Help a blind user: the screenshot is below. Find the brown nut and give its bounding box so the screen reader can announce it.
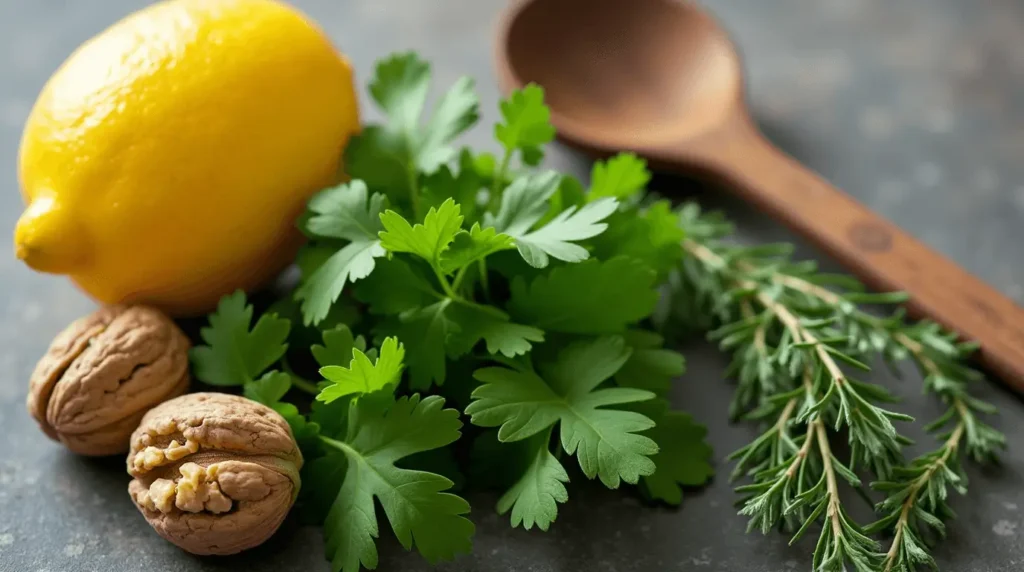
[127,393,303,555]
[26,305,190,456]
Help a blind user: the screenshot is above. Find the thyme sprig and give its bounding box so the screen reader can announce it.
[663,203,1005,571]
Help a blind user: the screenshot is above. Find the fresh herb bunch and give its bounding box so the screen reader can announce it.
[661,205,1005,572]
[189,52,714,572]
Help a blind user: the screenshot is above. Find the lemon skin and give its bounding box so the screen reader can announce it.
[15,0,360,316]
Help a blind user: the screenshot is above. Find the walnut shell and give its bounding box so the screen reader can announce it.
[127,393,303,555]
[26,305,190,456]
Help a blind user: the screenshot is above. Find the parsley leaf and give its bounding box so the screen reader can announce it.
[321,391,474,572]
[346,53,479,207]
[440,223,515,273]
[445,303,545,358]
[495,83,556,165]
[466,336,659,487]
[615,330,686,394]
[418,77,479,172]
[507,257,660,334]
[496,429,569,531]
[303,180,388,241]
[311,325,368,368]
[297,180,389,326]
[379,301,459,389]
[297,241,387,326]
[514,197,618,268]
[318,337,406,403]
[589,200,685,278]
[630,400,714,505]
[243,371,293,406]
[587,153,651,202]
[379,199,464,265]
[485,171,562,236]
[537,174,586,227]
[190,291,291,386]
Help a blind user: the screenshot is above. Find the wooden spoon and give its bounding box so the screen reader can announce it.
[494,0,1024,390]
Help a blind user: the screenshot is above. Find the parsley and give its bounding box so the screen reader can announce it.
[507,257,661,334]
[193,53,717,572]
[296,180,388,325]
[190,290,290,386]
[345,52,479,216]
[318,337,405,403]
[320,391,473,572]
[467,336,659,488]
[495,83,556,166]
[588,152,651,202]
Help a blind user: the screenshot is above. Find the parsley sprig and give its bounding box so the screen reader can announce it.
[191,52,713,572]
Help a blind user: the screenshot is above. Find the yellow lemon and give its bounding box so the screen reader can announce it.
[15,0,360,316]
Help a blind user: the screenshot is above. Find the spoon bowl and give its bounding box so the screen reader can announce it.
[500,0,742,150]
[496,0,1024,389]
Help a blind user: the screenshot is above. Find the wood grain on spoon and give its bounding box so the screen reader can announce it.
[495,0,1024,390]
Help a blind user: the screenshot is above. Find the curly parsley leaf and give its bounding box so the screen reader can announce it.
[379,199,464,265]
[321,391,474,572]
[467,336,658,487]
[514,197,618,268]
[296,181,389,326]
[317,337,406,403]
[496,429,569,531]
[587,153,651,202]
[243,371,293,406]
[346,53,479,206]
[495,83,556,165]
[507,257,660,334]
[440,223,515,273]
[614,330,686,394]
[190,291,291,386]
[629,400,714,505]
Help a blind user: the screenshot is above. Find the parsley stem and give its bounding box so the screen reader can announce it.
[449,295,508,320]
[478,258,491,300]
[489,150,512,209]
[319,435,355,456]
[451,266,469,292]
[431,263,458,298]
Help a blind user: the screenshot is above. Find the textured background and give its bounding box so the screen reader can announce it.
[1,0,1023,571]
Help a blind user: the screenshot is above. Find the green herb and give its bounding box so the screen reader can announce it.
[185,51,713,572]
[189,290,290,386]
[188,50,1002,572]
[664,204,1005,572]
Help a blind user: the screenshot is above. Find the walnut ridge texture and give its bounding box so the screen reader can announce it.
[127,392,303,555]
[26,305,191,456]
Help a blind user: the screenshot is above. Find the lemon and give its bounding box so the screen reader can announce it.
[14,0,360,316]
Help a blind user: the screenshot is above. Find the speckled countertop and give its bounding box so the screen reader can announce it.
[1,1,1022,571]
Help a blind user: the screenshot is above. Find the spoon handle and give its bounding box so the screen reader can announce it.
[699,128,1024,391]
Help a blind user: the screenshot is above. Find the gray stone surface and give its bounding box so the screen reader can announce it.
[1,0,1023,571]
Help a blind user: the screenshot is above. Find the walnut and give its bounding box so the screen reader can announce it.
[26,305,190,456]
[127,393,303,555]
